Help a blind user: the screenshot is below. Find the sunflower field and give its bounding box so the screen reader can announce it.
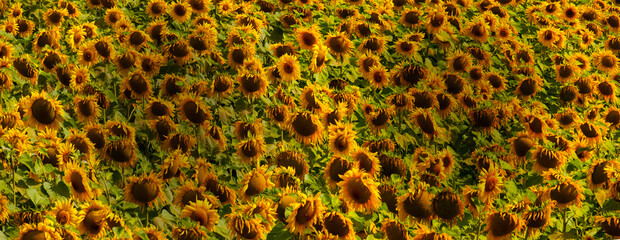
[4,0,620,239]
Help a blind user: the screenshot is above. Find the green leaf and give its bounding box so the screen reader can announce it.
[266,222,292,240]
[26,187,49,207]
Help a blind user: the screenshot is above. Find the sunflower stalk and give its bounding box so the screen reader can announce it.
[562,208,567,233]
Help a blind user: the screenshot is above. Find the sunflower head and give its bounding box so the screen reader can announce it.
[432,190,463,223]
[338,168,381,213]
[485,211,523,240]
[124,173,165,208]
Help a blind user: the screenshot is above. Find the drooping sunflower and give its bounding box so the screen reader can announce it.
[227,212,266,240]
[544,175,584,209]
[15,18,34,38]
[115,49,138,74]
[324,32,353,60]
[366,107,395,133]
[16,222,62,240]
[238,165,274,201]
[397,185,434,223]
[178,94,211,128]
[63,161,95,201]
[237,71,269,99]
[124,173,165,208]
[286,193,325,235]
[485,211,523,240]
[287,111,324,145]
[164,132,196,154]
[432,190,464,224]
[77,201,109,239]
[181,200,219,230]
[577,118,607,144]
[121,70,152,99]
[322,212,355,240]
[338,168,381,213]
[412,108,447,140]
[381,219,409,240]
[295,25,321,50]
[13,56,38,84]
[104,139,137,167]
[166,39,194,65]
[0,194,8,223]
[22,91,64,130]
[236,138,265,164]
[174,181,207,207]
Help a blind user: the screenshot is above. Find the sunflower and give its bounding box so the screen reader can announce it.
[211,75,234,98]
[432,190,463,223]
[165,132,197,154]
[39,49,65,73]
[178,94,211,128]
[359,36,387,55]
[597,79,617,102]
[32,29,60,53]
[43,8,68,27]
[15,18,34,37]
[237,71,269,99]
[324,32,353,60]
[515,76,542,100]
[275,150,309,178]
[13,56,39,83]
[16,222,62,240]
[596,216,620,239]
[115,49,138,74]
[166,40,194,65]
[236,138,265,164]
[286,193,325,235]
[180,200,219,230]
[104,7,125,26]
[322,212,355,240]
[121,70,153,99]
[234,119,263,140]
[287,111,324,145]
[0,194,8,223]
[238,165,274,201]
[227,212,266,240]
[146,0,167,18]
[277,54,301,82]
[169,1,192,22]
[594,50,619,73]
[0,18,17,36]
[367,107,394,133]
[555,62,577,83]
[577,119,606,144]
[91,37,115,62]
[77,201,109,239]
[604,106,620,129]
[397,185,434,223]
[22,91,64,130]
[103,139,136,167]
[124,173,165,208]
[485,211,523,240]
[49,199,78,226]
[63,161,94,201]
[381,219,409,240]
[338,168,381,213]
[295,25,321,50]
[328,122,357,156]
[546,178,584,209]
[463,17,490,43]
[588,160,614,189]
[366,65,390,89]
[478,167,503,207]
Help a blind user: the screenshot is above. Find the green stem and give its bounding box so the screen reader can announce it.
[474,218,482,240]
[562,208,567,233]
[12,159,15,205]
